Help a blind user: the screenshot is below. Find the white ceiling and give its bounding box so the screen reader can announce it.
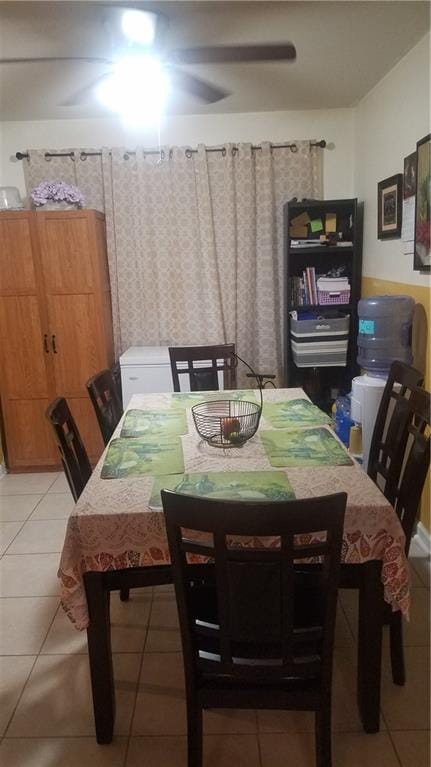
[0,1,429,121]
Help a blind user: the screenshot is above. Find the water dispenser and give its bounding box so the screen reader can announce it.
[351,295,415,469]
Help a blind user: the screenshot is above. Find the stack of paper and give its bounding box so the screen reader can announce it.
[291,239,325,248]
[317,276,350,292]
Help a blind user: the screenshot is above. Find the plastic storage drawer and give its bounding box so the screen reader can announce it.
[290,314,349,368]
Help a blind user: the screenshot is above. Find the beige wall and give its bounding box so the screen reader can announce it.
[354,33,430,531]
[354,33,430,287]
[1,107,354,200]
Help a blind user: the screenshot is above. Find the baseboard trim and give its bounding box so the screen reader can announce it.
[413,522,431,554]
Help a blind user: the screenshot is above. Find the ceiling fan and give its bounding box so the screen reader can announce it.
[0,7,297,108]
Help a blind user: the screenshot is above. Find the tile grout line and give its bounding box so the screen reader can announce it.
[2,551,64,559]
[122,586,155,767]
[1,483,62,740]
[385,724,406,767]
[256,729,264,767]
[0,519,29,558]
[1,603,61,741]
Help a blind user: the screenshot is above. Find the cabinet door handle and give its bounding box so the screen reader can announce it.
[51,334,57,354]
[43,334,49,353]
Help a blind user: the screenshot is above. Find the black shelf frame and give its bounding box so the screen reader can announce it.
[290,246,354,256]
[283,198,363,410]
[290,303,352,311]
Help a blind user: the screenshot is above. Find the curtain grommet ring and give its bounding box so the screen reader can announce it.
[169,148,173,160]
[44,153,52,162]
[290,144,298,153]
[232,147,238,156]
[185,148,193,158]
[123,152,130,160]
[79,152,87,161]
[221,147,227,157]
[160,149,165,160]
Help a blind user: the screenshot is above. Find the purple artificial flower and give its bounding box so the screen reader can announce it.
[30,180,85,207]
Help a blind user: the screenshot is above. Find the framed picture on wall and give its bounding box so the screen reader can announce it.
[377,173,403,239]
[413,133,430,271]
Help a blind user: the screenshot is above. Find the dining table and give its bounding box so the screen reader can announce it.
[58,386,410,744]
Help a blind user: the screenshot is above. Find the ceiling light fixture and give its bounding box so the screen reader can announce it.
[96,55,170,126]
[121,9,157,46]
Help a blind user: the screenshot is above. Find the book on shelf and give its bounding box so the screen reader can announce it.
[294,267,319,306]
[290,269,352,306]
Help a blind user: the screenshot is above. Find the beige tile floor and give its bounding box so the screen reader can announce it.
[0,471,429,767]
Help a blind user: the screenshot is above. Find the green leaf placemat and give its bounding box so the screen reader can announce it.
[263,399,331,429]
[149,470,295,510]
[121,409,188,438]
[171,389,257,409]
[101,437,185,479]
[261,427,353,468]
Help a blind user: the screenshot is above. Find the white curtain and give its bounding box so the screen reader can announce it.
[24,141,322,379]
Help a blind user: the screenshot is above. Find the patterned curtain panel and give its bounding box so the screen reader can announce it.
[24,141,322,380]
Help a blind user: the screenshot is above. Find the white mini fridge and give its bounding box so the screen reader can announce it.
[119,347,173,408]
[119,346,225,408]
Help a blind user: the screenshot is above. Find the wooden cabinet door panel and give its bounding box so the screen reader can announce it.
[68,397,104,464]
[0,216,37,295]
[38,214,95,293]
[3,399,58,468]
[47,294,104,396]
[0,296,49,398]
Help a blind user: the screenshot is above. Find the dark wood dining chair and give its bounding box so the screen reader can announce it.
[47,395,131,602]
[387,386,430,685]
[367,360,424,498]
[86,368,123,447]
[162,490,347,767]
[168,344,237,392]
[46,397,92,503]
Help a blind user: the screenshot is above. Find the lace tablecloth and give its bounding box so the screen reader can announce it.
[58,388,410,629]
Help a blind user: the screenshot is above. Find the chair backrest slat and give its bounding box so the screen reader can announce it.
[168,344,237,392]
[281,533,294,665]
[46,397,92,502]
[162,491,346,686]
[87,369,123,446]
[392,387,430,551]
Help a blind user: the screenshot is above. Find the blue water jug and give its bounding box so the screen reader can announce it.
[357,295,414,376]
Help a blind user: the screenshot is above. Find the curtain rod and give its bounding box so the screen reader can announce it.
[15,140,326,162]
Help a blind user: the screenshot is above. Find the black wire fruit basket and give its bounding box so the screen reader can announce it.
[191,353,263,448]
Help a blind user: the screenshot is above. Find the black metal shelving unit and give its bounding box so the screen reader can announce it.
[283,198,363,410]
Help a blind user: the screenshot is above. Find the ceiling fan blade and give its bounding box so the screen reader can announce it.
[169,43,296,66]
[0,57,112,65]
[59,73,111,107]
[167,67,230,103]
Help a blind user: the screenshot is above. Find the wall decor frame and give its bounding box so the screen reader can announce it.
[403,152,416,200]
[414,133,430,272]
[377,173,403,239]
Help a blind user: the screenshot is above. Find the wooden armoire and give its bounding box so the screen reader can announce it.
[0,209,114,471]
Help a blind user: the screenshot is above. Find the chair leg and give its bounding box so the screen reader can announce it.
[187,698,203,767]
[389,610,405,686]
[315,706,332,767]
[119,587,130,602]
